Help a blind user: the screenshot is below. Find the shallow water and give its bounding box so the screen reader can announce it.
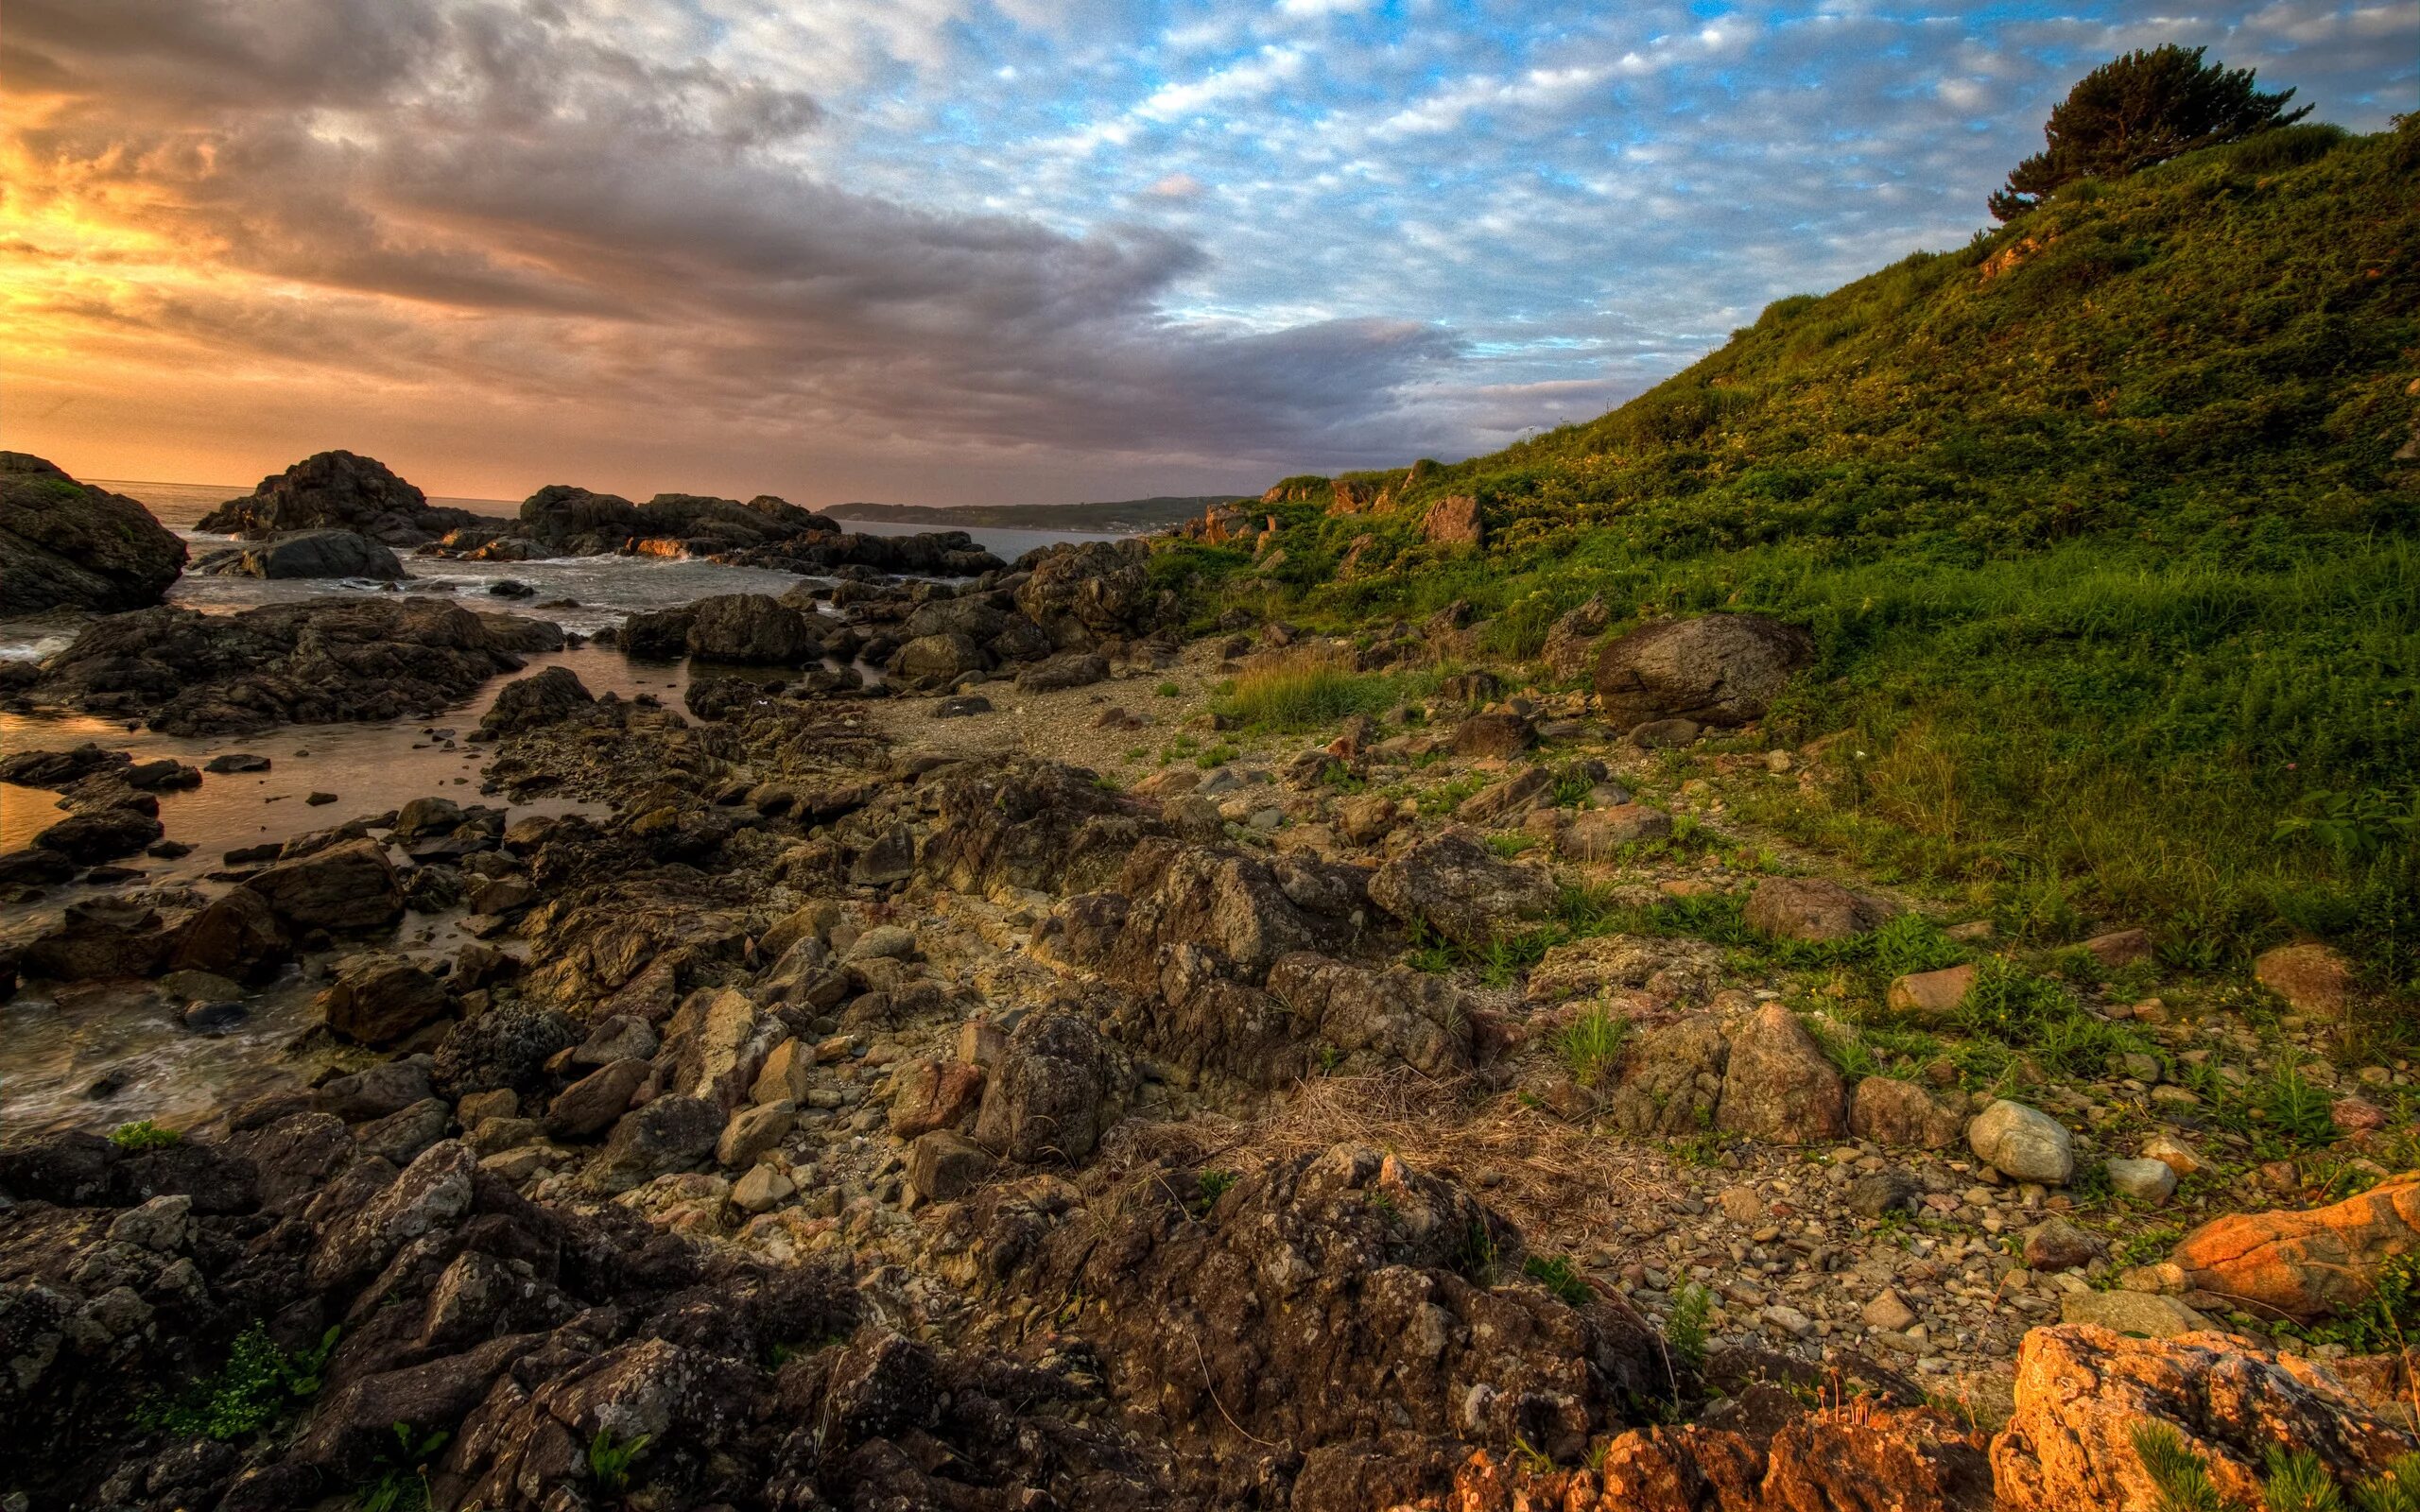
[0,645,687,1138]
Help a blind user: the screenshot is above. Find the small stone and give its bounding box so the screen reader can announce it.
[2106,1157,2179,1202]
[717,1101,796,1168]
[2139,1133,2202,1177]
[1847,1169,1920,1219]
[1861,1289,1918,1332]
[2022,1216,2100,1272]
[1717,1186,1763,1223]
[1968,1099,2074,1185]
[1886,964,1976,1017]
[907,1129,994,1201]
[848,925,916,961]
[1759,1304,1815,1338]
[732,1164,795,1213]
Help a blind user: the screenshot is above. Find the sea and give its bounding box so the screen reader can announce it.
[0,481,1130,1135]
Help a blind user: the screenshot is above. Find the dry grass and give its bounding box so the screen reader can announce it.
[1126,1068,1655,1262]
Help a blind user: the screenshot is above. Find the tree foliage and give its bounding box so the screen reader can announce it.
[1990,44,2309,220]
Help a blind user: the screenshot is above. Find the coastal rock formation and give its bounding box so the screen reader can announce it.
[0,453,187,611]
[1592,612,1812,728]
[21,596,560,734]
[198,450,492,546]
[193,528,405,580]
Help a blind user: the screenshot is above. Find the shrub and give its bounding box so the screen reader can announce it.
[137,1323,339,1441]
[110,1120,182,1151]
[1666,1284,1712,1373]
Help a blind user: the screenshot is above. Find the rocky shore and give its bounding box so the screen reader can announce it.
[2,492,2416,1512]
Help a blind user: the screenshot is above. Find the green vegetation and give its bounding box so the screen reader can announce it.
[1163,116,2420,988]
[110,1120,182,1151]
[1553,1005,1631,1086]
[1215,650,1402,731]
[587,1428,650,1494]
[2133,1421,2420,1512]
[2135,1423,2229,1512]
[1989,45,2309,220]
[354,1423,451,1512]
[137,1324,338,1441]
[1522,1252,1595,1307]
[1665,1283,1712,1374]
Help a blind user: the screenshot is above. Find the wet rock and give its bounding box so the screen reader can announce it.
[165,887,291,982]
[1715,1005,1845,1143]
[1968,1099,2074,1185]
[1744,876,1896,942]
[1369,830,1555,948]
[932,694,992,718]
[478,665,593,733]
[32,805,164,864]
[206,752,272,773]
[619,605,697,659]
[1609,1018,1729,1136]
[1849,1076,1965,1149]
[247,837,403,932]
[23,896,182,979]
[1991,1324,2415,1511]
[2170,1172,2420,1322]
[972,1010,1126,1164]
[0,847,78,888]
[0,744,132,789]
[318,953,453,1045]
[0,453,187,611]
[1591,612,1811,728]
[200,528,405,580]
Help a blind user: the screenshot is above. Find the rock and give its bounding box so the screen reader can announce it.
[1554,805,1673,860]
[1540,595,1610,681]
[1591,612,1811,728]
[593,1095,723,1189]
[0,744,132,789]
[732,1164,794,1212]
[1861,1289,1918,1332]
[888,1059,986,1139]
[685,593,822,663]
[971,1011,1124,1164]
[317,953,452,1045]
[2081,928,2152,969]
[2139,1133,2202,1177]
[32,805,164,864]
[1993,1323,2415,1511]
[320,1060,434,1121]
[199,450,473,545]
[479,665,593,733]
[619,606,696,658]
[573,1015,658,1067]
[0,453,187,611]
[545,1058,650,1139]
[1013,539,1156,645]
[1450,713,1535,758]
[1847,1169,1920,1219]
[2170,1172,2420,1322]
[1744,876,1896,942]
[207,528,405,579]
[247,837,403,932]
[908,1129,994,1201]
[1422,494,1484,547]
[1609,1019,1729,1136]
[1850,1076,1965,1149]
[1453,765,1553,827]
[1968,1099,2074,1185]
[1014,651,1110,692]
[717,1101,796,1168]
[848,925,916,961]
[2023,1216,2101,1271]
[2107,1158,2179,1201]
[1627,717,1702,749]
[307,1140,477,1290]
[1369,831,1556,949]
[890,632,990,689]
[354,1098,452,1165]
[432,1005,579,1098]
[933,695,993,718]
[2253,942,2356,1019]
[1335,793,1399,845]
[752,1039,814,1107]
[1715,1005,1846,1143]
[1886,964,1975,1017]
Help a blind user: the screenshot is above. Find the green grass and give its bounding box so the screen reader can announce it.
[1152,119,2420,988]
[1665,1283,1712,1374]
[587,1429,650,1494]
[1215,650,1404,731]
[1523,1252,1596,1307]
[1553,1005,1631,1086]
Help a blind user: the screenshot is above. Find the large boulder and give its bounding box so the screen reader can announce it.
[167,888,291,983]
[1591,612,1810,728]
[247,837,404,933]
[1991,1324,2415,1512]
[1608,1018,1729,1136]
[685,593,823,664]
[199,450,480,546]
[971,1010,1127,1164]
[1369,831,1556,949]
[479,665,593,733]
[1715,1005,1846,1143]
[206,529,404,580]
[1013,539,1155,645]
[317,952,452,1044]
[2170,1173,2420,1322]
[0,454,186,611]
[890,632,991,690]
[517,484,647,553]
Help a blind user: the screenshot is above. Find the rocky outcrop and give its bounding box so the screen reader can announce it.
[1592,613,1811,728]
[2170,1173,2420,1321]
[1716,1005,1846,1143]
[193,528,405,580]
[1013,538,1160,646]
[22,597,559,734]
[198,450,490,546]
[1991,1324,2416,1511]
[1743,876,1897,942]
[684,593,824,664]
[0,453,186,611]
[1424,493,1484,547]
[478,665,593,734]
[1371,830,1557,948]
[1542,594,1611,681]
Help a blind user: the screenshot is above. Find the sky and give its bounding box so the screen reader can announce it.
[1,0,2411,507]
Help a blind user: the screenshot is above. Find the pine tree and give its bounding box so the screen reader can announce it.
[1990,44,2309,220]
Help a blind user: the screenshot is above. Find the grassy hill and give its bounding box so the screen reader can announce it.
[1162,118,2420,984]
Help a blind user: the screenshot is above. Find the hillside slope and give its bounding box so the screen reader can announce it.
[1167,119,2420,981]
